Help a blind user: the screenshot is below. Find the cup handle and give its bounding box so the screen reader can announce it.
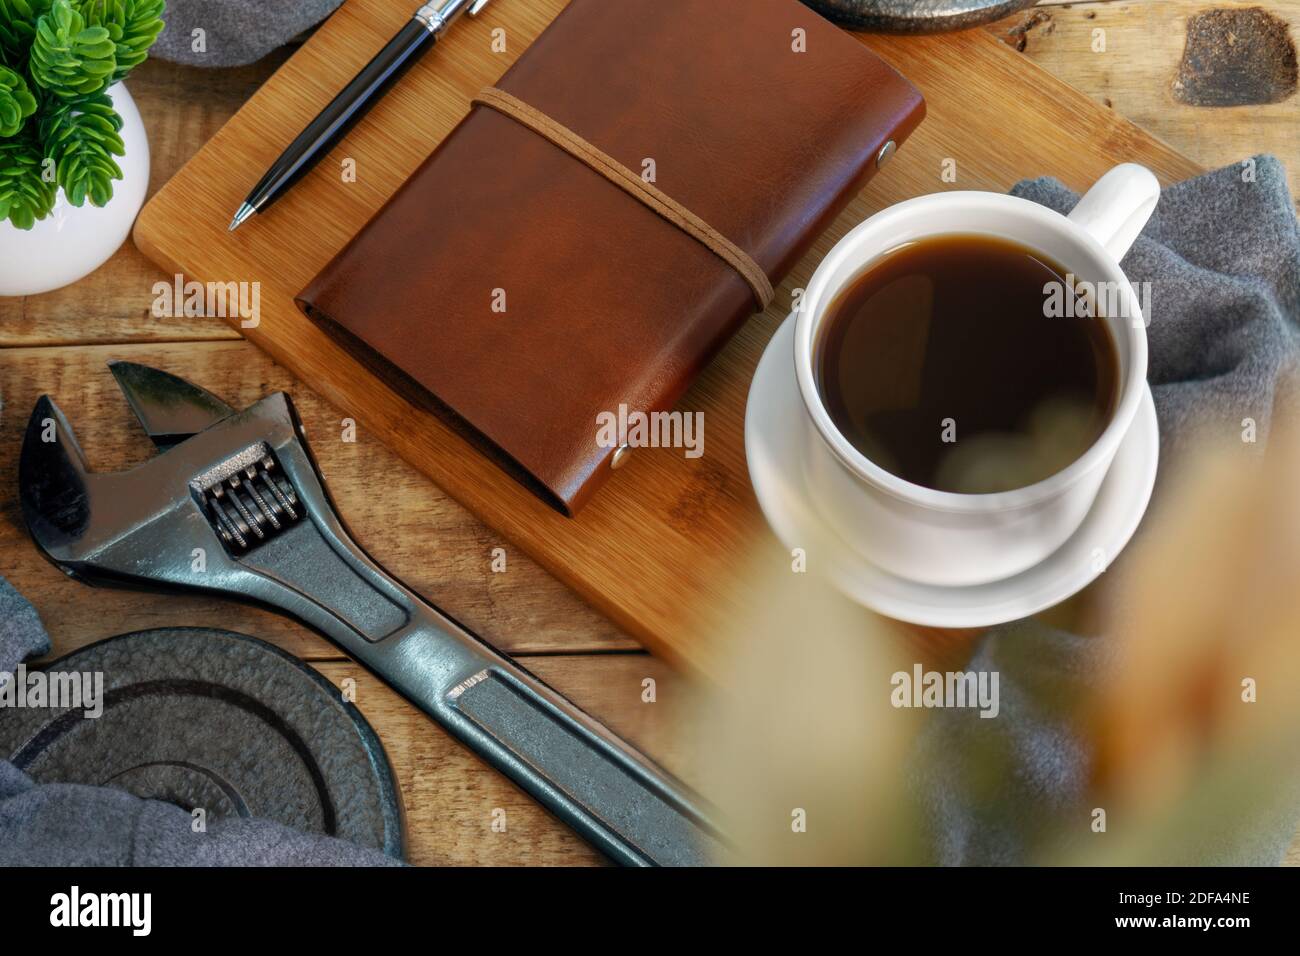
[1066,163,1161,261]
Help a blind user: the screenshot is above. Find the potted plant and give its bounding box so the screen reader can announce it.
[0,0,164,295]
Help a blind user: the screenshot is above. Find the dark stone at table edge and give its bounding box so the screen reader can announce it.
[804,0,1037,34]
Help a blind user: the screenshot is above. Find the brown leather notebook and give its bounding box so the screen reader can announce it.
[298,0,925,515]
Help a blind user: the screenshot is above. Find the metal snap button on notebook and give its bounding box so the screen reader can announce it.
[611,445,632,469]
[877,140,897,168]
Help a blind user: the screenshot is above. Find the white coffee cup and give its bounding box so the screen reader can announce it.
[794,164,1160,587]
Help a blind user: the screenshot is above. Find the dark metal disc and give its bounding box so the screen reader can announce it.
[0,627,404,859]
[804,0,1035,34]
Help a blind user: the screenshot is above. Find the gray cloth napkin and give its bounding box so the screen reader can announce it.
[0,578,397,866]
[1017,155,1300,468]
[912,155,1300,865]
[152,0,343,68]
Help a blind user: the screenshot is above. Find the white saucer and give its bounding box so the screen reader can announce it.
[744,314,1159,628]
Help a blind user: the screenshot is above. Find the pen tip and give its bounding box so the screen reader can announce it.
[228,203,255,232]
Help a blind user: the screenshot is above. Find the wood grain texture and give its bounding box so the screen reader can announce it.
[989,0,1300,203]
[131,0,1203,676]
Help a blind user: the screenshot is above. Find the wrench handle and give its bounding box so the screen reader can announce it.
[349,604,722,866]
[229,427,723,866]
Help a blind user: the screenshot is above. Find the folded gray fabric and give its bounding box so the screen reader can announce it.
[912,622,1101,866]
[912,156,1300,865]
[0,578,397,867]
[0,575,48,665]
[1016,155,1300,469]
[152,0,343,68]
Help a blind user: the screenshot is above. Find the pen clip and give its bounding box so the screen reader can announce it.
[414,0,488,34]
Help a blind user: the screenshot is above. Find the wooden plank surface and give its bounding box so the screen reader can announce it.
[989,0,1300,203]
[130,0,1204,677]
[2,0,1294,865]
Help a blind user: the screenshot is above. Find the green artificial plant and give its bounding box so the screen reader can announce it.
[0,0,163,229]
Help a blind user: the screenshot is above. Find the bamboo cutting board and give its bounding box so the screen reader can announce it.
[134,0,1201,676]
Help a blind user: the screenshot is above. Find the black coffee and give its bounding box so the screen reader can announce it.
[816,234,1119,494]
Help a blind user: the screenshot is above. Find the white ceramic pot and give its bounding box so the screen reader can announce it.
[793,164,1161,588]
[0,83,149,297]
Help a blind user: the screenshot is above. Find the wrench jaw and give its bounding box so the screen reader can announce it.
[21,381,471,648]
[15,383,379,635]
[107,360,237,451]
[19,396,101,582]
[17,383,297,591]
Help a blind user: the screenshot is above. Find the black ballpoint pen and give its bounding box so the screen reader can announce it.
[228,0,493,232]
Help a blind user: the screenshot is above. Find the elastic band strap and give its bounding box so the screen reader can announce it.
[472,86,774,310]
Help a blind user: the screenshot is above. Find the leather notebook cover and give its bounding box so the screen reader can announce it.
[298,0,925,515]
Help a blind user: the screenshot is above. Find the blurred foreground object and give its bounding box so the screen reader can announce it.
[707,393,1300,865]
[703,565,928,865]
[1085,402,1300,864]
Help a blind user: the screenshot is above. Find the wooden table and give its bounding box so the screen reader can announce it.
[1,1,1296,865]
[987,0,1299,205]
